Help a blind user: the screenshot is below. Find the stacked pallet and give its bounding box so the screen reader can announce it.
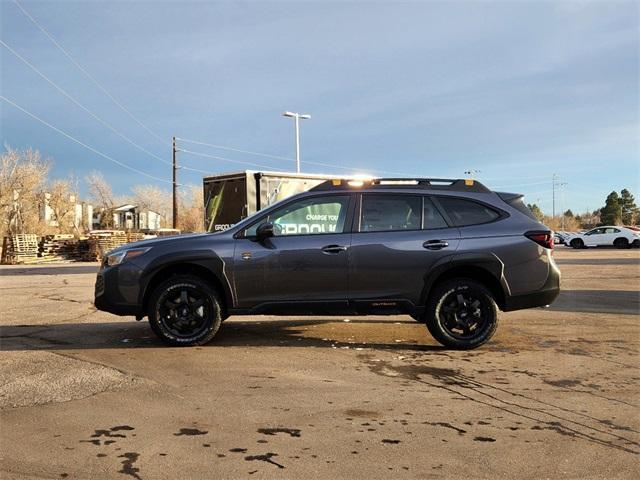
[126,232,146,243]
[0,231,155,264]
[38,234,96,262]
[1,234,39,264]
[89,231,128,260]
[39,234,76,260]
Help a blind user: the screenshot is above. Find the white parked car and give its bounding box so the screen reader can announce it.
[567,226,640,249]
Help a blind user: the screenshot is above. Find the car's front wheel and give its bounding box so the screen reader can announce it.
[424,278,498,350]
[148,275,223,346]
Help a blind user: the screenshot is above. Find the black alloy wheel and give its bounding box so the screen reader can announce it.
[159,286,210,338]
[149,275,222,346]
[425,279,498,349]
[438,290,492,340]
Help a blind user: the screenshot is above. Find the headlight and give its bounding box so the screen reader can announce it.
[105,247,152,267]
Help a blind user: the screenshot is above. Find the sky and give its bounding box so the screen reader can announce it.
[1,0,639,214]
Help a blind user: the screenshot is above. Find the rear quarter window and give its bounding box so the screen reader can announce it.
[437,197,500,227]
[499,195,537,220]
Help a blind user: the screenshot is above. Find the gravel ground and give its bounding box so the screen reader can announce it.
[0,247,638,479]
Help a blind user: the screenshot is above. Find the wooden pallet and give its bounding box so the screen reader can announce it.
[2,234,40,264]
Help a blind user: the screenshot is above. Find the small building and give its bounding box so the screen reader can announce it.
[41,193,93,231]
[112,204,163,230]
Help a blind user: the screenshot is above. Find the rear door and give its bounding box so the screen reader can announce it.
[604,227,620,245]
[233,194,354,308]
[348,194,459,307]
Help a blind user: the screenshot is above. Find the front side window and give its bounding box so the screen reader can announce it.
[586,228,603,236]
[437,197,500,227]
[360,195,422,232]
[245,195,349,236]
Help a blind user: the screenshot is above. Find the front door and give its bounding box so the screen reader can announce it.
[584,227,606,246]
[233,194,353,309]
[349,194,460,307]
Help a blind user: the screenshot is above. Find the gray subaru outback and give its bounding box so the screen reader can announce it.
[95,178,560,349]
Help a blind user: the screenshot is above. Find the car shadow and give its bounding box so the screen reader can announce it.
[0,318,446,352]
[555,258,640,266]
[0,265,99,276]
[549,290,640,315]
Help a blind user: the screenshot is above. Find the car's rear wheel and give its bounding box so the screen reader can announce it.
[613,237,629,249]
[570,238,584,249]
[424,278,498,350]
[148,274,223,346]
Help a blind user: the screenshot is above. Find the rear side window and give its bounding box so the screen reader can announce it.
[437,197,500,227]
[423,197,448,229]
[361,195,422,232]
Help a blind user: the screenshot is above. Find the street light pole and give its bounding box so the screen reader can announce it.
[283,111,311,173]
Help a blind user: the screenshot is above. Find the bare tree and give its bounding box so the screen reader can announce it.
[85,171,115,228]
[131,184,171,227]
[45,177,79,233]
[0,145,50,235]
[178,185,204,232]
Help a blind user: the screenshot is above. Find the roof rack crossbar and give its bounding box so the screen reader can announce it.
[310,177,491,193]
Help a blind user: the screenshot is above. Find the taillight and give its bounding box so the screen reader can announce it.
[525,231,554,249]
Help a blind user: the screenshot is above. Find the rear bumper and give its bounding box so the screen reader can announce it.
[503,256,561,312]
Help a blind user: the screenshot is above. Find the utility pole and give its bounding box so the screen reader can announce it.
[552,173,556,220]
[282,111,311,173]
[552,173,567,227]
[172,136,178,229]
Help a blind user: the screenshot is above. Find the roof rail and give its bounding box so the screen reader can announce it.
[309,177,491,193]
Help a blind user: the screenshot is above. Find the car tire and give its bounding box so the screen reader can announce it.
[613,237,629,249]
[148,274,223,346]
[424,278,498,350]
[570,238,584,249]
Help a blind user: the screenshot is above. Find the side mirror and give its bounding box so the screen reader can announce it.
[255,222,275,241]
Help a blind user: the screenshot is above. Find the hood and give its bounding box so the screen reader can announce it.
[109,232,213,253]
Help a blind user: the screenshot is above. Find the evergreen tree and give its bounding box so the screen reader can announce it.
[563,209,574,218]
[527,203,544,221]
[600,191,621,225]
[619,189,638,225]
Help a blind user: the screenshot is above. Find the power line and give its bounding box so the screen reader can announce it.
[178,148,278,170]
[12,0,170,148]
[490,180,552,189]
[176,137,416,176]
[302,158,414,177]
[0,38,171,166]
[176,137,296,162]
[1,95,171,183]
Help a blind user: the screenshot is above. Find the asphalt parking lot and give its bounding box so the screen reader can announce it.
[1,248,639,479]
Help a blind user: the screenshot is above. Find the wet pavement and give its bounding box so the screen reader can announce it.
[1,248,638,479]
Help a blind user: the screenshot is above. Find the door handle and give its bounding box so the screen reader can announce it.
[423,240,449,250]
[321,245,348,254]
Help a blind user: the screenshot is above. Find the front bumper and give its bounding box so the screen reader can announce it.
[94,263,144,317]
[502,255,561,312]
